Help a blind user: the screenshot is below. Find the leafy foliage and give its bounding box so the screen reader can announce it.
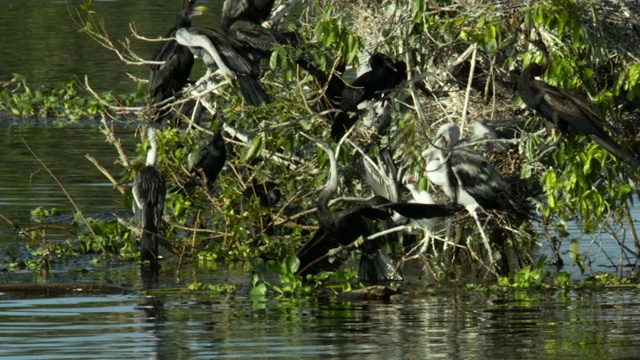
[10,0,640,288]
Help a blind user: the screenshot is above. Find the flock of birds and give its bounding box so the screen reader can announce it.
[132,0,640,280]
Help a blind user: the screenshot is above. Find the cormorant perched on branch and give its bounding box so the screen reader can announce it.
[133,127,167,266]
[331,53,407,141]
[149,0,202,122]
[175,26,270,106]
[518,35,640,167]
[295,137,399,282]
[181,130,227,196]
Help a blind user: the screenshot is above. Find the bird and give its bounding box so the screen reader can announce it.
[148,0,202,123]
[175,26,270,106]
[132,126,167,266]
[224,19,297,58]
[220,0,276,34]
[295,136,401,282]
[423,123,513,265]
[518,34,640,167]
[331,53,407,141]
[181,130,227,196]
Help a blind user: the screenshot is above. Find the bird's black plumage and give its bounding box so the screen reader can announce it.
[221,0,276,33]
[133,127,167,266]
[182,130,227,195]
[331,53,406,140]
[518,36,640,167]
[149,0,202,122]
[175,26,270,106]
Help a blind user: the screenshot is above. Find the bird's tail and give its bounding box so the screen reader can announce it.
[358,241,402,283]
[140,207,159,266]
[589,133,640,168]
[237,75,270,106]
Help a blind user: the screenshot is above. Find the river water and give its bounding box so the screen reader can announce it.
[2,0,640,358]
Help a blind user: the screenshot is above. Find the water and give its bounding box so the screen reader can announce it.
[0,124,136,241]
[0,0,224,93]
[1,270,640,359]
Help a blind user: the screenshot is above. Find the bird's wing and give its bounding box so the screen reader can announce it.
[193,27,259,76]
[534,80,613,136]
[229,20,286,51]
[450,151,511,210]
[363,151,399,202]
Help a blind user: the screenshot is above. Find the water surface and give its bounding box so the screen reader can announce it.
[1,266,640,359]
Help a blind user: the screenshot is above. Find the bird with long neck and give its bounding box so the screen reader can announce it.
[518,34,640,167]
[296,135,400,282]
[133,127,167,267]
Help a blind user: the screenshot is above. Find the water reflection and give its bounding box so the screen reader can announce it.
[1,280,640,358]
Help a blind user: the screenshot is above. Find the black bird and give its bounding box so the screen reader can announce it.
[133,127,167,266]
[225,19,296,57]
[331,53,407,141]
[175,26,270,106]
[241,180,281,238]
[149,0,202,122]
[221,0,276,34]
[181,130,227,196]
[518,35,640,167]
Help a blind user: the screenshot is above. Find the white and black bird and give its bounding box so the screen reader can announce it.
[133,127,167,266]
[423,123,513,264]
[175,26,270,106]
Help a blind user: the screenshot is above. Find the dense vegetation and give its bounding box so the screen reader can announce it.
[3,0,640,294]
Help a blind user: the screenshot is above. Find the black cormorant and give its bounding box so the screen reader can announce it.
[331,53,407,140]
[241,180,281,238]
[221,0,276,33]
[182,130,227,195]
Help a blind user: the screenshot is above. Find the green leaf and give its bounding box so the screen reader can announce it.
[250,283,267,297]
[245,135,263,161]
